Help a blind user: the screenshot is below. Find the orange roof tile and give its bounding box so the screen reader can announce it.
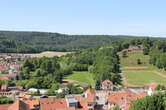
[24,100,39,109]
[0,104,12,110]
[8,100,30,110]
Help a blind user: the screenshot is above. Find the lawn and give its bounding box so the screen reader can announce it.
[124,71,166,85]
[65,71,95,86]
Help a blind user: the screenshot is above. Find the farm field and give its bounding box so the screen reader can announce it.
[65,71,95,86]
[18,51,72,57]
[119,51,166,86]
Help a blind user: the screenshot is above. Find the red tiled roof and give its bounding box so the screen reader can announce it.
[40,89,96,110]
[40,98,75,110]
[8,100,30,110]
[0,104,12,110]
[108,90,147,110]
[0,77,9,80]
[0,74,17,78]
[0,67,8,71]
[24,100,39,110]
[1,84,8,91]
[84,89,96,103]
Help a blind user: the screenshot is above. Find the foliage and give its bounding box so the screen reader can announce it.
[19,57,72,89]
[130,93,166,110]
[67,84,84,94]
[0,31,139,53]
[112,105,120,110]
[0,80,7,86]
[56,93,66,98]
[95,80,101,90]
[156,84,166,91]
[137,59,142,65]
[62,47,122,85]
[0,97,14,104]
[122,51,127,58]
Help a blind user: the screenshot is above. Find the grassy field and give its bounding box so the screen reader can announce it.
[124,71,166,85]
[119,51,166,86]
[65,71,95,86]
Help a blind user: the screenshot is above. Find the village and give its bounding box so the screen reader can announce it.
[0,53,163,110]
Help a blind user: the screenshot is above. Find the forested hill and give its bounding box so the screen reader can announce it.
[0,31,137,53]
[0,30,165,53]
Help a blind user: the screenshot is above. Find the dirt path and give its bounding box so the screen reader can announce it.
[123,66,148,69]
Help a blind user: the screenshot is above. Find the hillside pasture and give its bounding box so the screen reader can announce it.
[119,51,166,86]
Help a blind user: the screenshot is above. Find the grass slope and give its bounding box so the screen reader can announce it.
[65,71,95,86]
[119,51,166,86]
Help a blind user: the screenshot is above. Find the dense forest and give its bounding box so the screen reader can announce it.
[0,31,147,53]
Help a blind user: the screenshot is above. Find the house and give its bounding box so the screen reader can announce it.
[147,83,157,96]
[10,64,20,72]
[0,104,12,110]
[8,86,23,91]
[28,88,38,93]
[65,96,79,108]
[83,89,96,110]
[0,74,18,80]
[23,100,40,110]
[8,100,39,110]
[39,89,48,94]
[108,90,147,110]
[40,89,96,110]
[127,45,143,52]
[19,93,33,100]
[101,80,113,90]
[0,84,8,91]
[0,67,8,74]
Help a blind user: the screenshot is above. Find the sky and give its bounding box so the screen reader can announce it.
[0,0,166,37]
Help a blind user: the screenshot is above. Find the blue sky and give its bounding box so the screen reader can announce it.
[0,0,166,37]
